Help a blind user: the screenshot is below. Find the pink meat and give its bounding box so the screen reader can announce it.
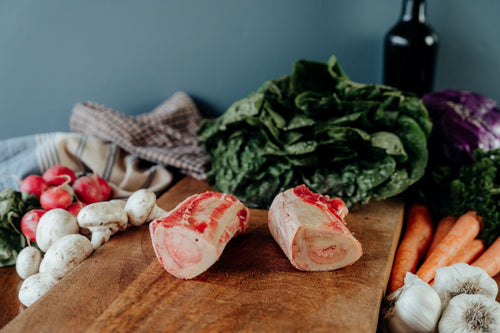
[150,191,250,279]
[268,184,362,271]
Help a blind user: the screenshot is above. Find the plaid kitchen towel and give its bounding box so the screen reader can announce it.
[0,132,174,198]
[70,91,209,181]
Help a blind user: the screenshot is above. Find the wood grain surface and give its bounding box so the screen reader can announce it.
[1,177,406,332]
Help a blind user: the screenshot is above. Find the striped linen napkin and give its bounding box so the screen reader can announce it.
[0,132,174,198]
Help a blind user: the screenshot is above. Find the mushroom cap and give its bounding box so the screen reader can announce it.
[18,272,59,307]
[125,189,157,226]
[77,200,127,229]
[16,246,42,279]
[39,234,93,279]
[36,208,79,252]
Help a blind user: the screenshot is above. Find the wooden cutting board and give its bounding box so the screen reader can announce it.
[1,177,405,333]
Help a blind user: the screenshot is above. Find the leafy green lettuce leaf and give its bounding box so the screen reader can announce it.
[198,55,432,208]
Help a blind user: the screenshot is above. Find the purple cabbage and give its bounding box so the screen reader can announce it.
[422,89,500,165]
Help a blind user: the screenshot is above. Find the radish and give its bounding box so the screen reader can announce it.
[19,175,48,198]
[20,209,46,243]
[97,176,112,201]
[73,175,103,204]
[43,164,77,186]
[40,185,73,210]
[66,201,86,216]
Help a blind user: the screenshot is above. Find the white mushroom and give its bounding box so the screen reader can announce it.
[18,272,59,307]
[36,208,79,252]
[16,246,42,279]
[39,234,93,279]
[125,189,166,226]
[87,223,122,249]
[77,200,128,249]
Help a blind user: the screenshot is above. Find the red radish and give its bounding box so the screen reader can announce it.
[40,186,73,210]
[96,176,112,201]
[43,164,77,186]
[20,209,46,242]
[19,175,48,198]
[66,201,87,216]
[73,175,103,204]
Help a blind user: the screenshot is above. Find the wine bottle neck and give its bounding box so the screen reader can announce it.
[401,0,426,23]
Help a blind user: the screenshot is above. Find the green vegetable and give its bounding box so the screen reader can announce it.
[0,188,40,266]
[424,149,500,246]
[198,55,432,208]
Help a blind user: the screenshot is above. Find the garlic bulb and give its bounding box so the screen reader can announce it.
[382,272,442,333]
[438,294,500,333]
[432,263,498,311]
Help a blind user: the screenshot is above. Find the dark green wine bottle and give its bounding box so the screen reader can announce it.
[383,0,439,96]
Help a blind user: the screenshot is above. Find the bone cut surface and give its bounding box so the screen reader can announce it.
[268,184,362,271]
[150,191,250,279]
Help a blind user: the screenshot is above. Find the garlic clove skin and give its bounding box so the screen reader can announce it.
[438,294,500,333]
[382,272,442,333]
[432,263,498,311]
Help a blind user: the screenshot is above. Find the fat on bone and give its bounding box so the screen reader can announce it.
[268,184,362,271]
[149,191,251,279]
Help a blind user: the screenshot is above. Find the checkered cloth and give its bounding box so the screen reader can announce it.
[0,91,210,197]
[70,91,209,181]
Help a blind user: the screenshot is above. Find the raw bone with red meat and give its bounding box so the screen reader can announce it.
[150,191,250,279]
[268,184,362,271]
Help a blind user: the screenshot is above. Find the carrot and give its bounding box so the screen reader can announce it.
[387,204,433,293]
[424,216,457,260]
[448,238,485,266]
[416,210,481,283]
[472,236,500,277]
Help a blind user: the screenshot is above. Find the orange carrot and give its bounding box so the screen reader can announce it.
[387,204,434,293]
[416,211,481,283]
[472,236,500,277]
[448,238,485,265]
[424,216,457,260]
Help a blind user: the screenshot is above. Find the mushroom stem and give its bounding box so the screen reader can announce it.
[76,200,127,249]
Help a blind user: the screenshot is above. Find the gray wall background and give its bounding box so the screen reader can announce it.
[0,0,499,140]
